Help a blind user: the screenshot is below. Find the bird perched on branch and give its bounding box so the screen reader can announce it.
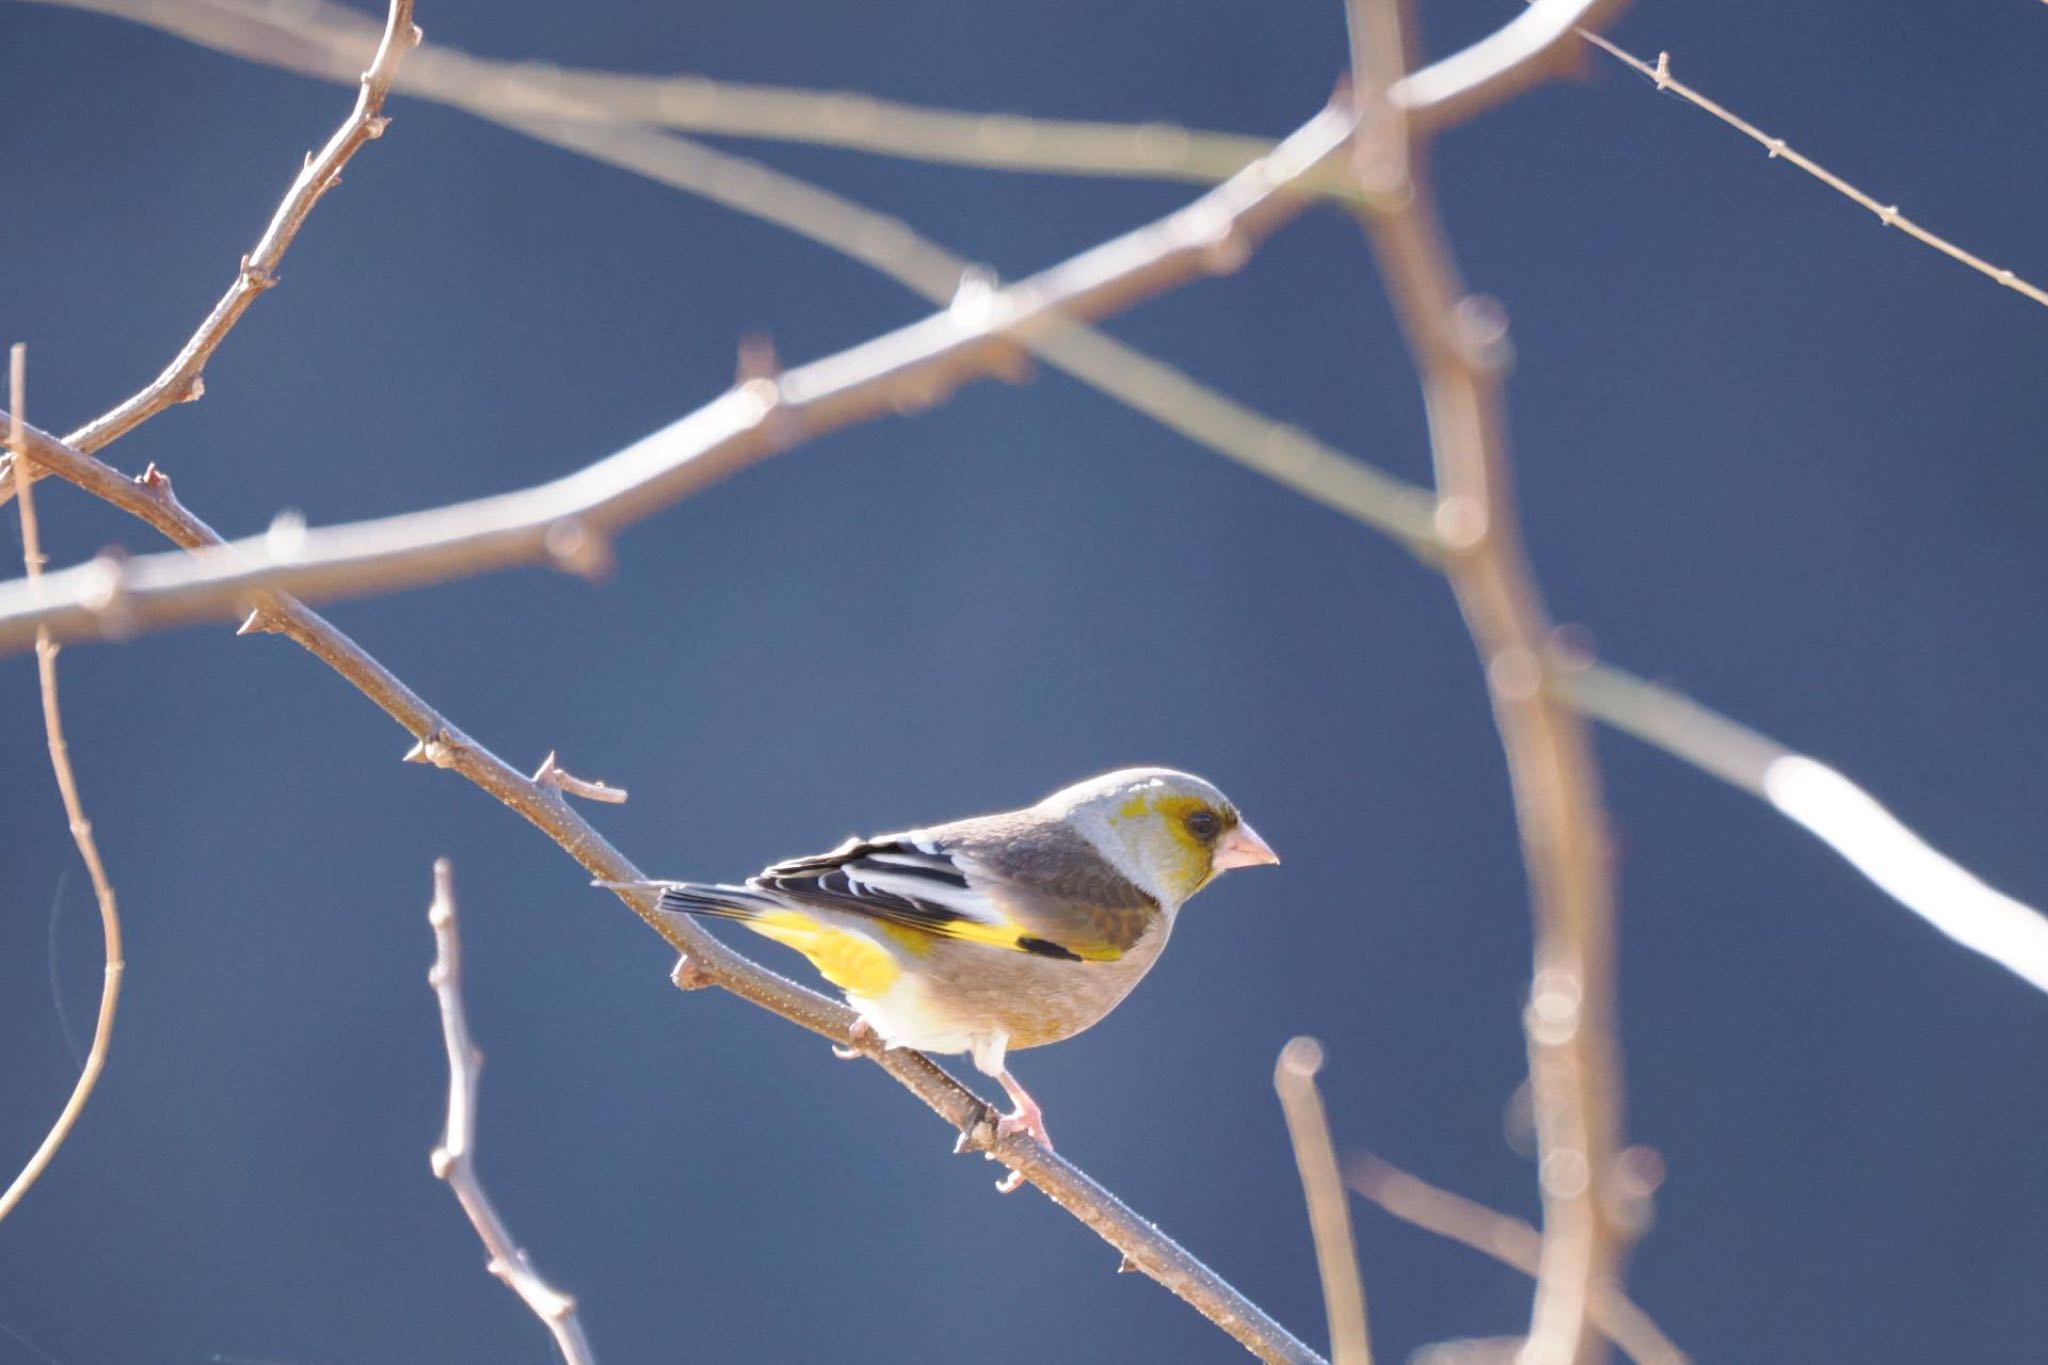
[609,767,1277,1190]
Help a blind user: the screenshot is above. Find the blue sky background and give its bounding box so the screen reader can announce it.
[3,1,2046,1361]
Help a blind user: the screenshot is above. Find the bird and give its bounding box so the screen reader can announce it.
[609,767,1278,1190]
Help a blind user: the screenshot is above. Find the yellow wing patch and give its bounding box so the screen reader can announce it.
[745,911,902,997]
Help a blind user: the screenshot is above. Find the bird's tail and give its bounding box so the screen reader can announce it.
[596,879,902,997]
[596,879,782,923]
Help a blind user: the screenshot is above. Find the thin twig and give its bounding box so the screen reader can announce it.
[426,859,597,1365]
[1344,1,1632,1362]
[1574,29,2048,312]
[0,0,420,509]
[0,344,126,1224]
[532,752,629,805]
[0,106,1363,652]
[1275,1039,1374,1365]
[1346,1152,1688,1365]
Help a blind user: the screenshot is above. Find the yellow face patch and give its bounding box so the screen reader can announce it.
[747,911,902,997]
[1151,794,1231,893]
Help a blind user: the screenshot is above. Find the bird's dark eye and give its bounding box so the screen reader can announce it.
[1183,808,1221,841]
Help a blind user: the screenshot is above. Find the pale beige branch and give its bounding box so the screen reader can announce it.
[0,121,1346,1365]
[1562,662,2048,996]
[1275,1039,1375,1365]
[0,345,126,1225]
[1347,1152,1689,1365]
[1344,0,1632,1362]
[531,751,629,805]
[0,428,1326,1365]
[26,0,1621,206]
[0,106,1362,653]
[426,859,597,1365]
[1574,29,2048,312]
[0,0,420,511]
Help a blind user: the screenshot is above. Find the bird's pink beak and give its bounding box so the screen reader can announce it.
[1211,821,1280,871]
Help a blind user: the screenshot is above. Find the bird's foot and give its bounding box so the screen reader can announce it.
[989,1086,1051,1194]
[831,1018,881,1061]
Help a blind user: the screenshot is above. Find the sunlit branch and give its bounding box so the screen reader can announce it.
[426,859,598,1365]
[0,346,126,1225]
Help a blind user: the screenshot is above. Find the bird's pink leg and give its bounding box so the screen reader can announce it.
[990,1069,1051,1193]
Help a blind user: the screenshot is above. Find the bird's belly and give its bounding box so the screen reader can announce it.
[852,923,1171,1054]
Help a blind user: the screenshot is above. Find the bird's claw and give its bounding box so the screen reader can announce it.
[986,1100,1051,1193]
[832,1018,879,1061]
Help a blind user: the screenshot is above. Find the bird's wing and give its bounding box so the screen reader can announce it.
[754,821,1158,963]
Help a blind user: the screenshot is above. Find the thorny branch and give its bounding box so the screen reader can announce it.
[0,105,1361,652]
[1344,1,1632,1363]
[1346,1152,1688,1365]
[427,859,597,1365]
[1572,32,2048,312]
[0,346,126,1224]
[1,76,1372,1365]
[13,0,2046,996]
[0,0,420,510]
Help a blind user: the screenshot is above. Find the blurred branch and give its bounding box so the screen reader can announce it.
[1563,663,2048,996]
[1574,31,2048,312]
[0,0,420,509]
[1345,1153,1688,1365]
[1275,1039,1375,1365]
[1343,0,1631,1362]
[0,105,1363,651]
[426,859,597,1365]
[25,0,1632,204]
[0,346,126,1225]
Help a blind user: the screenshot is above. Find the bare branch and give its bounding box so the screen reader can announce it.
[1346,1152,1689,1365]
[426,860,597,1365]
[0,0,420,509]
[0,312,1328,1365]
[0,105,1361,653]
[1574,30,2048,312]
[1563,662,2048,996]
[1343,1,1632,1362]
[27,0,1617,208]
[0,345,127,1225]
[1275,1039,1374,1365]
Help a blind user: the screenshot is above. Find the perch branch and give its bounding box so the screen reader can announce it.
[1344,0,1631,1362]
[0,104,1363,651]
[0,0,419,511]
[0,112,1353,1365]
[1346,1152,1687,1365]
[0,345,126,1225]
[426,859,597,1365]
[1275,1039,1374,1365]
[0,433,1325,1363]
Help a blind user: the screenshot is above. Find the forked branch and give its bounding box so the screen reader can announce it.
[0,0,420,509]
[1344,0,1632,1361]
